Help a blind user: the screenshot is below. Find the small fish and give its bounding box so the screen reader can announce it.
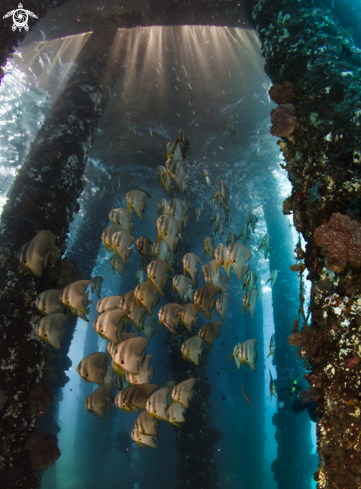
[183,252,200,284]
[140,315,157,340]
[91,276,103,299]
[37,313,68,350]
[146,383,175,421]
[167,198,192,229]
[214,292,231,321]
[126,355,154,386]
[85,384,114,419]
[214,244,231,278]
[60,280,92,322]
[242,269,257,290]
[147,260,172,296]
[112,337,148,376]
[93,309,128,343]
[266,269,278,288]
[108,208,134,233]
[134,410,159,437]
[166,402,186,426]
[134,281,160,315]
[156,215,181,252]
[203,236,215,260]
[268,334,275,358]
[179,303,198,332]
[247,212,258,233]
[101,224,127,252]
[193,283,221,320]
[218,145,225,150]
[172,378,196,408]
[172,274,194,303]
[269,370,276,400]
[135,268,146,284]
[158,198,168,217]
[158,303,184,335]
[202,259,220,287]
[35,289,65,316]
[77,352,108,385]
[239,225,251,246]
[19,230,58,278]
[117,384,158,413]
[131,427,158,448]
[202,169,211,187]
[125,189,151,219]
[188,83,193,90]
[229,339,258,371]
[258,233,272,259]
[96,295,122,314]
[112,231,135,263]
[181,335,204,366]
[199,321,222,346]
[242,288,259,320]
[241,384,253,409]
[226,231,239,247]
[136,236,153,262]
[225,243,252,282]
[150,129,153,137]
[119,290,146,332]
[194,207,202,223]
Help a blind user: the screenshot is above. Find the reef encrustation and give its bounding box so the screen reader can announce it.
[244,0,361,486]
[0,22,120,488]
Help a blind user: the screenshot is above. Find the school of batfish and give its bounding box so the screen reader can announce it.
[19,129,278,448]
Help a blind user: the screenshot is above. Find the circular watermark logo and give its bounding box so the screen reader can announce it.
[3,3,38,32]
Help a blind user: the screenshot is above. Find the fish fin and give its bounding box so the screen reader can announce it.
[183,267,187,276]
[242,305,246,315]
[215,330,221,340]
[153,295,160,309]
[228,353,234,363]
[105,244,110,252]
[161,275,168,290]
[149,366,155,380]
[267,352,270,358]
[127,202,133,213]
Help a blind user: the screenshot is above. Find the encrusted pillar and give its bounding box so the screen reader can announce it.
[0,22,121,488]
[244,0,361,486]
[264,192,314,489]
[167,232,220,489]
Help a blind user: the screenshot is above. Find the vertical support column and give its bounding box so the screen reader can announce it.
[0,23,121,489]
[244,0,361,486]
[264,195,314,489]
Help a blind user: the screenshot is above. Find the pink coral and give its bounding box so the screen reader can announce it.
[25,432,60,472]
[314,213,361,272]
[270,104,297,137]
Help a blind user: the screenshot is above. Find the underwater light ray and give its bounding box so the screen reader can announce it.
[17,32,92,97]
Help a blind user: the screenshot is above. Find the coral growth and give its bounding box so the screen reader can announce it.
[288,331,306,347]
[314,213,361,272]
[53,258,83,287]
[269,81,295,104]
[25,432,60,472]
[0,390,8,412]
[270,104,297,138]
[28,384,54,417]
